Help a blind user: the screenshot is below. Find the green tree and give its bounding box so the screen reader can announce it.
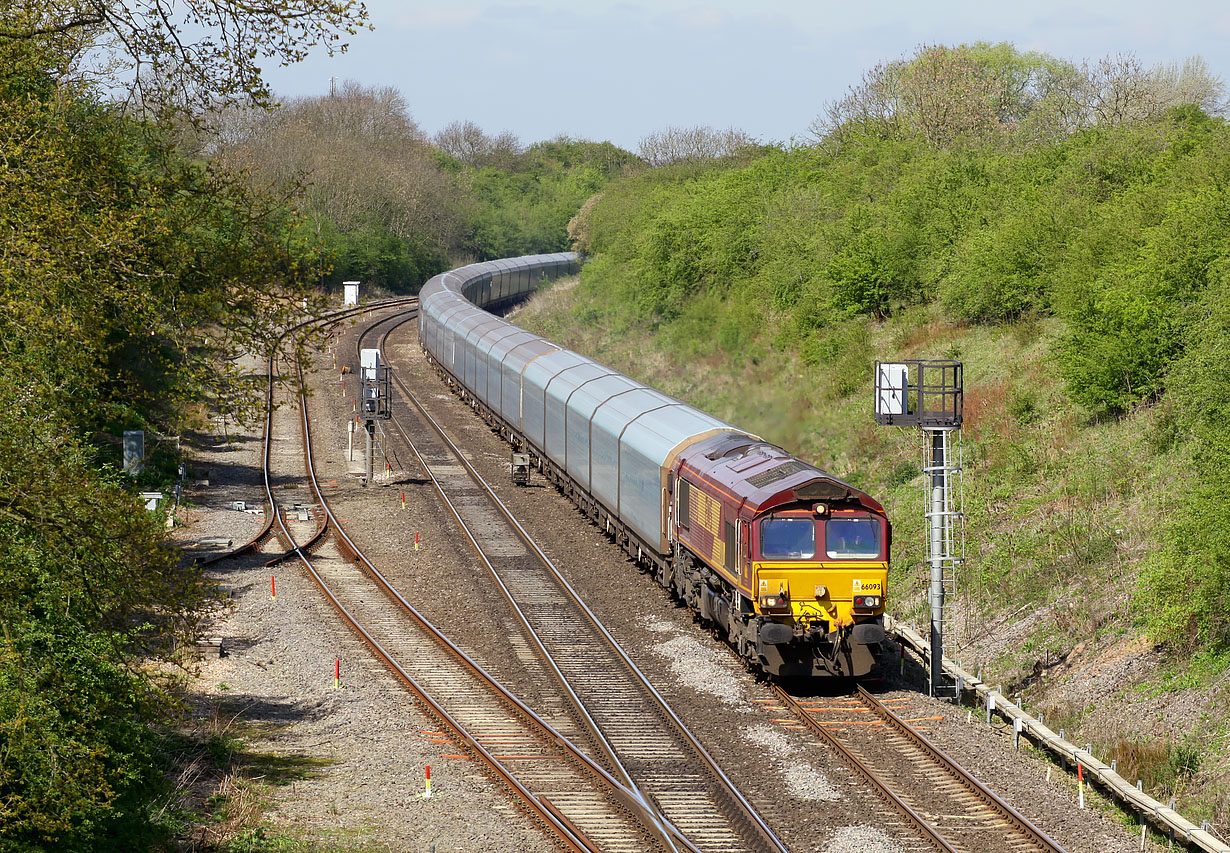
[0,5,347,847]
[212,82,459,292]
[459,136,638,260]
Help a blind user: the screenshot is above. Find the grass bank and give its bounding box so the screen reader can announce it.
[509,275,1230,826]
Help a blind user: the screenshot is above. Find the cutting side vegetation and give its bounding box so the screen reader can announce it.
[3,12,1229,847]
[521,43,1230,829]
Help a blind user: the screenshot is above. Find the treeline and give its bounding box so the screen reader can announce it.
[569,43,1230,657]
[0,3,354,850]
[0,3,634,845]
[207,94,639,291]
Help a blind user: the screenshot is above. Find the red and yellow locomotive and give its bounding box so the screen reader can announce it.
[665,432,889,678]
[418,253,890,679]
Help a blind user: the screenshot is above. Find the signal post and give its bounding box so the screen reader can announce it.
[360,348,392,485]
[874,360,964,696]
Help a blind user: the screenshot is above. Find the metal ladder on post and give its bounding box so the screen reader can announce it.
[875,359,964,698]
[922,426,964,697]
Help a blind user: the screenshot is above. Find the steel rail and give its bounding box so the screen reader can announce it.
[194,297,418,566]
[351,310,694,853]
[266,350,598,853]
[275,315,696,853]
[374,314,790,853]
[855,685,1065,853]
[772,684,1066,853]
[196,297,624,852]
[195,341,281,566]
[354,315,679,848]
[770,684,959,853]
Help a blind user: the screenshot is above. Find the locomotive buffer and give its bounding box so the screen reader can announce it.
[360,348,392,485]
[874,360,964,696]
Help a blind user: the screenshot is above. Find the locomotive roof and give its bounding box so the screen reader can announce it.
[678,431,884,515]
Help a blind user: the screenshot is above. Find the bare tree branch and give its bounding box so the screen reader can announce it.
[811,43,1225,150]
[637,125,756,167]
[0,1,370,117]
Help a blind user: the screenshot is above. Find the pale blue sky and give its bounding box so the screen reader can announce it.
[263,1,1229,150]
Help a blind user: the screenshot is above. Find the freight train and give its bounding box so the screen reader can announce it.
[417,253,889,678]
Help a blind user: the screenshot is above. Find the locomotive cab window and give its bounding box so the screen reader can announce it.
[759,516,816,560]
[678,479,691,529]
[825,517,880,559]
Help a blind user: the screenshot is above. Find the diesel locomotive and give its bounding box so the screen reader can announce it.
[417,253,889,678]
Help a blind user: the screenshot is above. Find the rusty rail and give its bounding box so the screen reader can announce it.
[256,307,695,853]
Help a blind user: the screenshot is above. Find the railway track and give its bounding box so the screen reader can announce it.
[259,303,697,853]
[363,311,789,853]
[772,684,1067,853]
[196,299,418,567]
[366,300,1083,853]
[236,296,1068,853]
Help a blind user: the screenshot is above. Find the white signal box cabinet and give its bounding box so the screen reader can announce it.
[360,348,381,381]
[876,363,909,417]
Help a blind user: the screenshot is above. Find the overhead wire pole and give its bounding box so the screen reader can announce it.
[875,360,964,697]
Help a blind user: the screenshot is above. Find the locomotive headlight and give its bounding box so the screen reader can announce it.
[814,584,828,599]
[852,595,882,611]
[759,594,788,610]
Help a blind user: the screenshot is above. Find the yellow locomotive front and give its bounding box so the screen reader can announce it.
[671,435,890,678]
[752,503,888,677]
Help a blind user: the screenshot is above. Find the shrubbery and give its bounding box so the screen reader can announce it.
[570,47,1230,662]
[1137,267,1230,654]
[459,138,641,261]
[0,25,323,849]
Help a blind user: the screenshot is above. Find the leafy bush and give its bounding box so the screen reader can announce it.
[0,29,318,850]
[463,138,639,261]
[1136,265,1230,653]
[568,72,1230,676]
